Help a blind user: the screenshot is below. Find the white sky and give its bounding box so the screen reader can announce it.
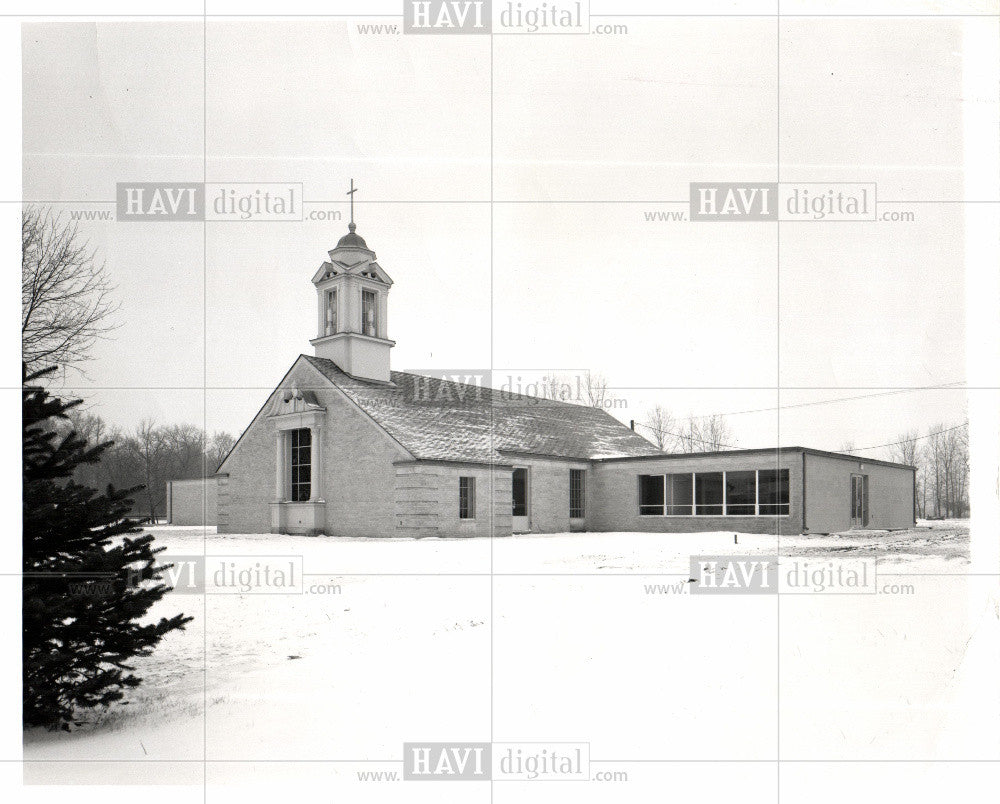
[22,18,974,456]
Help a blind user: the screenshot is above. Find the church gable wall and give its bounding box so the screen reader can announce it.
[218,359,411,535]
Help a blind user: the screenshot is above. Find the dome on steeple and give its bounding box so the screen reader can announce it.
[336,221,368,250]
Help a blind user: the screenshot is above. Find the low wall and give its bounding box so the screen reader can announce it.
[166,478,218,526]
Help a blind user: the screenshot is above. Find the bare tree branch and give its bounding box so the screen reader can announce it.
[22,206,120,376]
[677,414,735,452]
[642,405,676,451]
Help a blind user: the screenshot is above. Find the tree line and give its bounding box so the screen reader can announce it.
[58,412,235,523]
[641,405,736,452]
[885,423,969,519]
[642,404,970,520]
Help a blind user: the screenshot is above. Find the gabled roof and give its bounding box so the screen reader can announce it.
[302,355,661,464]
[311,256,392,286]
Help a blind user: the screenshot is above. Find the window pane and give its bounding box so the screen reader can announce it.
[362,290,377,337]
[759,468,789,515]
[726,471,756,516]
[570,469,585,518]
[665,473,693,516]
[459,476,474,519]
[695,472,723,515]
[639,475,664,515]
[326,290,338,335]
[512,468,528,517]
[289,427,311,503]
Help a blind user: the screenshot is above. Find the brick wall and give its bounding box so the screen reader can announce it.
[395,462,514,538]
[507,457,591,534]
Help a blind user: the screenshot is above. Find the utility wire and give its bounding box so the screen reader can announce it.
[666,382,966,421]
[631,419,739,451]
[632,419,969,456]
[847,422,968,453]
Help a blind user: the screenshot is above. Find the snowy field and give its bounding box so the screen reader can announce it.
[23,520,999,797]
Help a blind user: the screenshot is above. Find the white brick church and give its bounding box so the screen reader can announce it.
[169,215,916,537]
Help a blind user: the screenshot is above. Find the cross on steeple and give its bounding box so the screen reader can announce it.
[346,178,358,226]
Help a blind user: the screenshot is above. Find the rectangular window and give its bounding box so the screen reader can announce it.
[459,476,475,519]
[665,473,694,515]
[362,289,378,337]
[639,468,790,517]
[512,468,528,517]
[325,289,338,335]
[570,469,585,518]
[639,474,665,515]
[695,472,724,516]
[759,468,790,516]
[726,470,757,516]
[289,428,311,502]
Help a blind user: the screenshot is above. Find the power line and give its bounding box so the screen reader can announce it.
[632,419,739,451]
[670,382,966,421]
[847,422,968,454]
[633,418,969,457]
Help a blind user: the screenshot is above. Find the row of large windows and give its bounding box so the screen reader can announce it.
[639,469,789,517]
[457,468,786,520]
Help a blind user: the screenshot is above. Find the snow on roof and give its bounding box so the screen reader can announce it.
[303,355,661,464]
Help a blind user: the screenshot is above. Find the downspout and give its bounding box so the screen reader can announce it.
[801,451,807,533]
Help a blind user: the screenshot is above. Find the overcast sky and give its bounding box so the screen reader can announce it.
[22,18,973,455]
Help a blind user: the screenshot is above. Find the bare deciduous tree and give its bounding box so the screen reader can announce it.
[161,423,206,480]
[22,206,118,375]
[208,431,237,471]
[544,371,617,409]
[642,404,676,451]
[581,372,611,409]
[698,414,734,451]
[885,422,969,520]
[60,412,237,521]
[130,420,166,523]
[889,430,919,467]
[677,414,735,452]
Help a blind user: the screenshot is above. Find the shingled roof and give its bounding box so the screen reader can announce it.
[302,355,660,464]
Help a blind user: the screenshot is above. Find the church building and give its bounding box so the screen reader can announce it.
[172,211,917,537]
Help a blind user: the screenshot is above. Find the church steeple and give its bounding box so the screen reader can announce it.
[309,182,394,382]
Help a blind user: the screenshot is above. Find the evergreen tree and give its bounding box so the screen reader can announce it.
[23,365,193,730]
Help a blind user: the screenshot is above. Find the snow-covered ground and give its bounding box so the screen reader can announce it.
[24,521,998,793]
